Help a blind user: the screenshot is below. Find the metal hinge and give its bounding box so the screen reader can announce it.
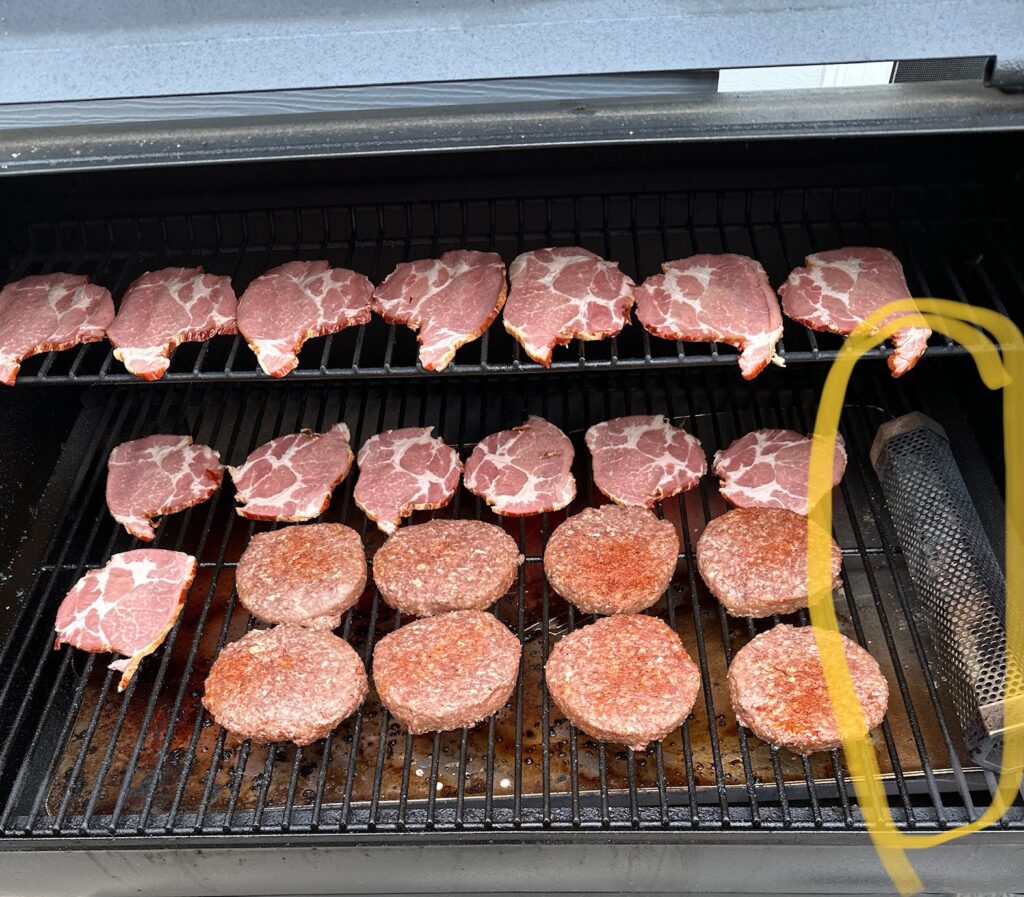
[985,55,1024,92]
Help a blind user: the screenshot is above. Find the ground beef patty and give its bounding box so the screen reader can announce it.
[203,625,368,746]
[545,615,700,751]
[543,504,679,614]
[728,624,889,755]
[696,508,842,617]
[372,609,521,733]
[235,523,366,629]
[373,519,522,616]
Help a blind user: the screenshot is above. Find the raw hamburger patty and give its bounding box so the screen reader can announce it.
[544,505,679,614]
[236,523,367,629]
[373,519,522,616]
[713,428,847,515]
[372,610,521,733]
[696,508,842,617]
[545,615,700,751]
[585,414,706,508]
[203,625,368,746]
[728,624,889,754]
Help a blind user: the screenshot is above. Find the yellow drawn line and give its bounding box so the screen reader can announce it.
[807,298,1023,895]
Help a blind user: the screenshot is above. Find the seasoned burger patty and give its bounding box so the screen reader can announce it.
[544,505,679,614]
[203,625,368,746]
[545,615,701,751]
[372,610,521,733]
[728,624,889,755]
[236,523,367,629]
[373,519,522,616]
[695,508,842,617]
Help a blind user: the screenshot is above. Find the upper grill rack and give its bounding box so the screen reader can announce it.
[3,183,1020,385]
[0,365,1020,839]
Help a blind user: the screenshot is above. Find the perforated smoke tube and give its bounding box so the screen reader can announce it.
[871,412,1024,772]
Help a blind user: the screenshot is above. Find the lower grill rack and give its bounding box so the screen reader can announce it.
[0,367,1017,837]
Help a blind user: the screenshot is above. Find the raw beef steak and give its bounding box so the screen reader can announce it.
[779,247,930,377]
[228,423,354,521]
[54,549,197,691]
[634,254,783,379]
[203,625,368,746]
[237,260,373,377]
[107,267,237,380]
[728,624,889,754]
[0,273,115,386]
[545,614,700,751]
[585,414,706,507]
[713,428,847,515]
[107,435,223,541]
[464,416,576,516]
[353,427,462,534]
[504,247,635,365]
[373,250,506,371]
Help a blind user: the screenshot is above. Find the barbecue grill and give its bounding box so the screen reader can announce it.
[2,4,1024,895]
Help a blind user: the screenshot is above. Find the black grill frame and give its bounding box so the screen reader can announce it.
[1,155,1023,851]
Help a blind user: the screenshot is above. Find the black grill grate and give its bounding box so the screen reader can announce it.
[2,184,1021,384]
[0,366,1019,839]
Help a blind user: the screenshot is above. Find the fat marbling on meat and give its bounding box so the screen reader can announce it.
[228,423,354,521]
[0,273,114,386]
[54,549,197,691]
[504,247,635,365]
[713,428,847,515]
[107,435,223,541]
[778,247,930,377]
[353,427,462,534]
[237,260,373,377]
[106,267,237,380]
[372,250,506,371]
[585,414,705,508]
[634,254,783,379]
[464,416,576,516]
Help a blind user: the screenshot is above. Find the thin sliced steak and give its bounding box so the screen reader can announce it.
[0,273,114,386]
[779,247,930,377]
[544,505,679,614]
[54,549,197,691]
[373,519,522,616]
[107,267,237,380]
[585,414,706,507]
[354,427,462,534]
[228,423,354,521]
[728,623,889,754]
[203,625,368,746]
[464,416,576,516]
[107,435,223,541]
[634,254,783,379]
[237,260,373,378]
[236,523,367,629]
[545,615,700,751]
[372,610,521,733]
[696,508,842,617]
[504,247,635,365]
[713,428,847,515]
[372,250,507,371]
